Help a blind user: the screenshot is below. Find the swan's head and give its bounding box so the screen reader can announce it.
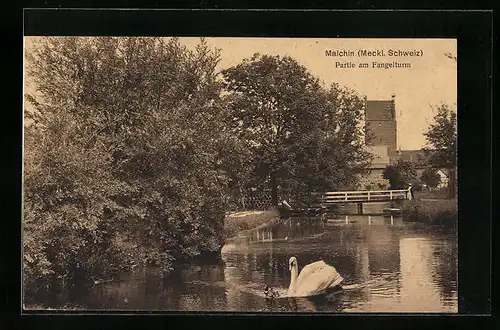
[288,256,297,271]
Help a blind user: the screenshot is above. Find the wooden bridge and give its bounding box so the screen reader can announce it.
[279,189,411,217]
[323,189,410,204]
[323,189,410,214]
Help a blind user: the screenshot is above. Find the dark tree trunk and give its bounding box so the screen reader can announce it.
[270,174,279,206]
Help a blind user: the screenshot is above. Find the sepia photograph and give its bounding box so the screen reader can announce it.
[23,36,458,313]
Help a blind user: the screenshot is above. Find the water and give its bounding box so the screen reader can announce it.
[29,215,458,312]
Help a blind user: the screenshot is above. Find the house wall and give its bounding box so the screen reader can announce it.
[436,169,450,188]
[365,120,397,153]
[366,145,390,168]
[365,99,398,156]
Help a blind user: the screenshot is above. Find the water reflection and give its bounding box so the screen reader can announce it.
[428,237,458,308]
[222,216,456,312]
[28,215,458,312]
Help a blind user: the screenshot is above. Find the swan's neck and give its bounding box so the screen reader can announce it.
[288,264,299,294]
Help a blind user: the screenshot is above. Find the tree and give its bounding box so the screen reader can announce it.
[23,36,229,296]
[383,160,417,189]
[423,104,457,198]
[358,174,390,190]
[420,168,441,189]
[221,54,371,206]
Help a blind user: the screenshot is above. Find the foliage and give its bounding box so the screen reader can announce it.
[23,112,132,294]
[23,37,229,296]
[423,104,457,170]
[223,209,280,240]
[420,168,441,188]
[221,54,371,205]
[401,199,457,229]
[422,104,457,198]
[382,160,417,189]
[358,173,390,190]
[24,38,378,301]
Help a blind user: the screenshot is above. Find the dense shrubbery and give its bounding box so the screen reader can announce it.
[382,160,417,189]
[23,37,231,296]
[223,209,280,240]
[357,173,390,190]
[401,199,458,229]
[420,168,441,189]
[23,111,128,293]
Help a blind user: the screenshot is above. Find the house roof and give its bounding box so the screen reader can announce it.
[390,149,428,167]
[398,149,426,161]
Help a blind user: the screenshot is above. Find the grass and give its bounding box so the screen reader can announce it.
[414,187,452,200]
[223,208,280,240]
[401,198,457,229]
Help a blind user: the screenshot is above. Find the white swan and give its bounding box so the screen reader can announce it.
[287,256,343,298]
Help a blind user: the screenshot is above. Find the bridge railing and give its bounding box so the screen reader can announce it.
[323,189,409,203]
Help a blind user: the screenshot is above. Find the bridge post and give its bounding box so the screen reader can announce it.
[357,202,364,215]
[390,190,393,200]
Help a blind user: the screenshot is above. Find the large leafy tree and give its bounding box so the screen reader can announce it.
[222,54,370,206]
[422,104,457,198]
[24,37,229,296]
[383,160,417,189]
[420,168,441,189]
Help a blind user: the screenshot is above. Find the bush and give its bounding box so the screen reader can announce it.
[357,173,390,190]
[383,160,417,189]
[401,199,457,229]
[23,113,131,294]
[23,36,230,298]
[223,209,280,240]
[420,168,441,189]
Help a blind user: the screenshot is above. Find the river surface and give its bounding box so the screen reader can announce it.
[29,215,458,312]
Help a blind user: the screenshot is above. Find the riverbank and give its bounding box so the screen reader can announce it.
[223,208,280,240]
[401,198,457,229]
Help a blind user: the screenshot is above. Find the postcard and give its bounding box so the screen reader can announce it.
[23,36,458,313]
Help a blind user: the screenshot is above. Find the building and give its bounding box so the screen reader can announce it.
[360,96,452,191]
[358,96,397,189]
[435,169,450,189]
[391,149,428,178]
[393,149,427,167]
[361,96,431,189]
[364,95,398,158]
[358,145,390,190]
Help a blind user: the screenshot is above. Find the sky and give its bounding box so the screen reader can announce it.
[180,37,457,150]
[24,37,456,150]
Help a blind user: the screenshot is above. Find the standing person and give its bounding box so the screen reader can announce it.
[407,183,414,200]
